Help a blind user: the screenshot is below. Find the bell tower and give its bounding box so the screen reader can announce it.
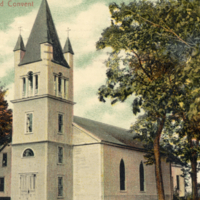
[11,0,74,199]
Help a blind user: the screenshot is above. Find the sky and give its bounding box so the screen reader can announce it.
[0,0,138,129]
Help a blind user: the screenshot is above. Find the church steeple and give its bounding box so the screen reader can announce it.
[11,1,74,199]
[63,37,74,55]
[19,0,69,67]
[13,34,26,52]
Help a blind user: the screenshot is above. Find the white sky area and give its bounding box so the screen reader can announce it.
[0,0,138,129]
[49,0,83,8]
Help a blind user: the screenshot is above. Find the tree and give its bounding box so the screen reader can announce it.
[96,0,200,199]
[132,108,200,199]
[161,108,200,200]
[0,85,12,152]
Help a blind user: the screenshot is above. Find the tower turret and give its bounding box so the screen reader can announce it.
[63,37,74,102]
[13,34,26,65]
[63,37,74,57]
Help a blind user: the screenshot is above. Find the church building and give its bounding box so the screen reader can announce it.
[0,0,181,200]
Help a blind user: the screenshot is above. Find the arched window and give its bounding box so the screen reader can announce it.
[54,75,57,95]
[28,71,33,95]
[176,175,180,190]
[23,149,34,157]
[139,161,144,191]
[58,73,62,96]
[22,77,26,97]
[120,159,125,190]
[22,71,39,97]
[35,74,38,94]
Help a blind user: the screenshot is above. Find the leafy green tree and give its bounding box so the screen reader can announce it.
[96,0,200,199]
[0,85,12,152]
[133,110,200,199]
[162,113,200,200]
[159,68,200,200]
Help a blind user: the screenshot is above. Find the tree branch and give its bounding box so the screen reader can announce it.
[125,9,191,47]
[131,50,153,80]
[0,141,9,153]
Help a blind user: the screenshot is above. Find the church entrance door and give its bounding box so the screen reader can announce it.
[20,173,36,200]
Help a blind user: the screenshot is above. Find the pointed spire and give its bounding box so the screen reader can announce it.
[63,37,74,55]
[13,35,26,52]
[19,0,69,67]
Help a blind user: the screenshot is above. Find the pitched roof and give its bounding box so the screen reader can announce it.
[63,37,74,55]
[19,0,69,68]
[13,35,26,52]
[73,116,144,150]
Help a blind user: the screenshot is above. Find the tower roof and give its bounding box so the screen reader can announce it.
[13,35,26,52]
[63,37,74,55]
[19,0,69,68]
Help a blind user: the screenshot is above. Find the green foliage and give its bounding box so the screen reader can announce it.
[96,0,200,199]
[96,0,199,114]
[0,85,12,151]
[96,0,200,155]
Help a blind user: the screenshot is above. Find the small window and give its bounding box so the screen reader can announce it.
[176,175,180,190]
[26,113,33,133]
[140,161,144,191]
[58,114,63,133]
[23,149,34,157]
[58,147,63,164]
[120,159,125,190]
[2,153,7,167]
[58,177,63,197]
[0,178,4,192]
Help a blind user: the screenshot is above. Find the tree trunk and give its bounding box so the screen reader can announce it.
[189,137,198,200]
[154,117,165,200]
[191,157,198,200]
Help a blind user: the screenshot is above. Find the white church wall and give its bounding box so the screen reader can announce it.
[103,144,172,200]
[0,145,11,198]
[47,98,73,144]
[162,161,173,198]
[46,142,73,200]
[11,143,47,200]
[73,144,102,200]
[73,125,100,145]
[12,98,48,144]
